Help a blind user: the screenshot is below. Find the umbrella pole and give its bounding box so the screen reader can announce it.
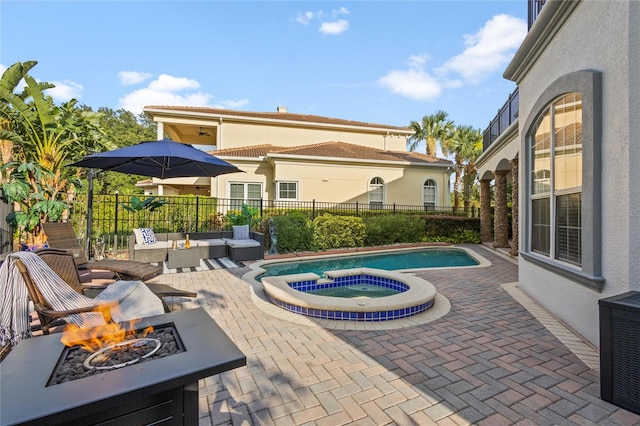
[85,169,95,259]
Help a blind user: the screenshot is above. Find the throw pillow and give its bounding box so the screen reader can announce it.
[140,228,157,245]
[233,225,250,240]
[133,228,144,245]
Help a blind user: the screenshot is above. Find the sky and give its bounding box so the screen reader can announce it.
[1,1,527,143]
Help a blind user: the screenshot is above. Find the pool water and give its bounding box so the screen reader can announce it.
[308,284,401,298]
[259,248,479,280]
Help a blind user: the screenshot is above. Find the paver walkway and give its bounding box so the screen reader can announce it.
[152,244,640,425]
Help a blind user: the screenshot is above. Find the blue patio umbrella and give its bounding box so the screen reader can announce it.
[69,138,241,179]
[68,138,243,256]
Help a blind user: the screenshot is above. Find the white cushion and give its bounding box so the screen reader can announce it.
[224,238,260,248]
[133,228,144,245]
[140,228,157,245]
[197,238,226,247]
[233,225,250,240]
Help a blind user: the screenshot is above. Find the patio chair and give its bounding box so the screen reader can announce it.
[0,252,165,341]
[35,248,196,311]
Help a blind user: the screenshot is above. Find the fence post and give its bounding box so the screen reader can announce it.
[356,201,359,216]
[393,203,396,215]
[114,192,119,255]
[312,199,316,220]
[260,198,264,219]
[195,196,199,232]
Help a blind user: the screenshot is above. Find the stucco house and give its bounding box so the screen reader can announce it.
[141,106,453,209]
[477,0,639,347]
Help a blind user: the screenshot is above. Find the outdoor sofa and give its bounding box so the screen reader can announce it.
[128,230,264,263]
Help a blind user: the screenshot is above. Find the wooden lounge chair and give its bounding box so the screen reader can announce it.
[35,248,197,311]
[41,222,163,281]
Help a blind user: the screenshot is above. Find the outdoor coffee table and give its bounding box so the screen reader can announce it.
[167,247,200,269]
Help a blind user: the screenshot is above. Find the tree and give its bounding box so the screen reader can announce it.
[409,110,454,156]
[0,61,107,243]
[442,125,482,212]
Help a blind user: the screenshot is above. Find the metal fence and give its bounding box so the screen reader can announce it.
[67,194,479,257]
[0,200,13,254]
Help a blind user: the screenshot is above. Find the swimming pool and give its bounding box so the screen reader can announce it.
[256,246,487,280]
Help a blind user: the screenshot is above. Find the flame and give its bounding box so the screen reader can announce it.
[60,304,154,353]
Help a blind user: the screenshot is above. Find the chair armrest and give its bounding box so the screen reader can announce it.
[36,300,117,323]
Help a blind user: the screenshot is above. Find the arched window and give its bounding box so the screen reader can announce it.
[423,179,437,210]
[522,69,603,290]
[368,177,384,207]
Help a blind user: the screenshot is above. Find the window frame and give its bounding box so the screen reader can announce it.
[521,70,604,291]
[276,181,298,201]
[228,182,263,210]
[368,177,385,206]
[423,179,437,210]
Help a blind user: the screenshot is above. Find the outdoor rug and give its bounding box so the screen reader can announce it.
[154,257,242,275]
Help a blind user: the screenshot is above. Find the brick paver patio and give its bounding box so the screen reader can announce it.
[152,244,640,425]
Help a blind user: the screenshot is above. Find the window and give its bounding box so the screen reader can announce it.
[229,182,262,210]
[522,70,603,290]
[369,177,384,206]
[423,179,437,210]
[530,93,582,265]
[277,181,298,200]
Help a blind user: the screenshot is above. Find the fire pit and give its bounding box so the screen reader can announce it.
[0,308,246,425]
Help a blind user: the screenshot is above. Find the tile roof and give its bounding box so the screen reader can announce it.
[213,142,451,165]
[144,106,411,132]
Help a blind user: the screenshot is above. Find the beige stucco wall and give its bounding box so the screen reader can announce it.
[515,0,633,346]
[216,121,408,151]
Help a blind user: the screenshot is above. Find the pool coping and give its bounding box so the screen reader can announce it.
[261,268,437,320]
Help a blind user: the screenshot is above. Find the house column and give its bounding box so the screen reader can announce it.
[493,170,509,248]
[480,179,493,242]
[510,158,519,256]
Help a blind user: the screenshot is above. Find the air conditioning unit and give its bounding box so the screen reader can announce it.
[599,291,640,415]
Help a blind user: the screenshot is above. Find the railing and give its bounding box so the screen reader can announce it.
[528,0,547,29]
[67,194,479,257]
[482,87,519,152]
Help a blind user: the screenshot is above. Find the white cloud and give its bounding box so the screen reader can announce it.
[378,69,441,101]
[332,7,349,17]
[319,19,349,35]
[379,14,525,101]
[118,73,248,115]
[47,80,83,102]
[118,71,154,86]
[438,14,526,83]
[296,11,314,25]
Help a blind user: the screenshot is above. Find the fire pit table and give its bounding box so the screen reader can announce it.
[0,308,246,425]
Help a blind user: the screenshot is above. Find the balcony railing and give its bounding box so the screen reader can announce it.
[482,87,519,151]
[528,0,547,29]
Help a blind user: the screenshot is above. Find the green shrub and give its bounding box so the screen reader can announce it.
[423,216,481,243]
[270,211,315,253]
[364,215,424,246]
[312,214,366,250]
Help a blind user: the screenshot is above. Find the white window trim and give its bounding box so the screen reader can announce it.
[228,182,263,203]
[423,179,437,208]
[276,181,298,201]
[368,177,385,205]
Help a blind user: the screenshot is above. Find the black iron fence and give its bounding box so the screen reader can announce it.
[67,194,479,257]
[528,0,547,29]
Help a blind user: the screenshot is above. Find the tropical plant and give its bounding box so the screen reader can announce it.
[0,61,110,244]
[1,162,70,244]
[226,204,260,228]
[408,110,454,156]
[442,125,482,211]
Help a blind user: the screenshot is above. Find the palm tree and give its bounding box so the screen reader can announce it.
[408,110,454,156]
[442,125,482,211]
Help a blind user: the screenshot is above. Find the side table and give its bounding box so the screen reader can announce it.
[167,247,201,269]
